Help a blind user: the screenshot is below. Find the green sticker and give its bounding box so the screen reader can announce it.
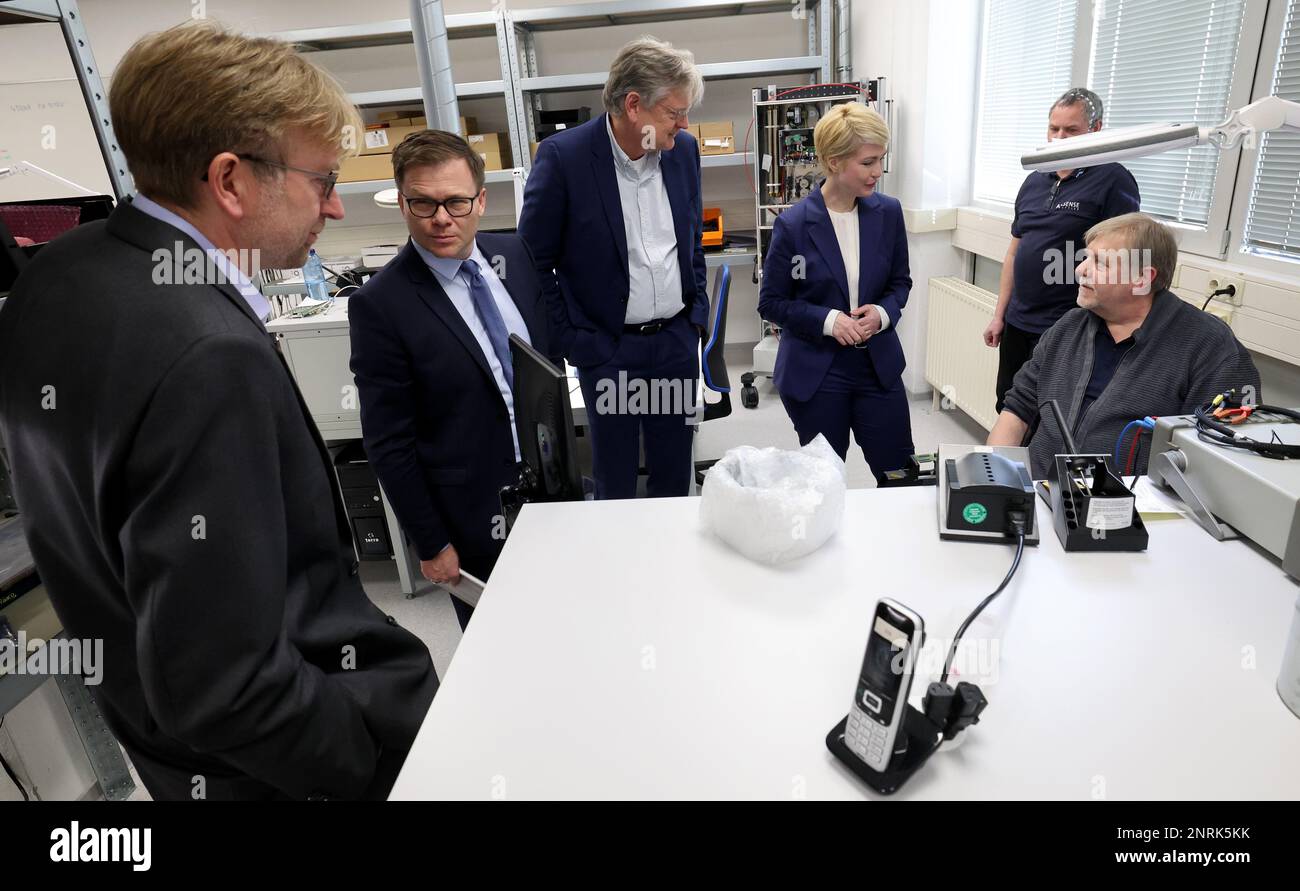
[963,503,988,525]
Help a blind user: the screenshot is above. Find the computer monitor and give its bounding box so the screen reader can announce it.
[508,334,584,503]
[0,195,114,298]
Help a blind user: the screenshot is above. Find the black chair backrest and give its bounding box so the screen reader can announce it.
[702,265,732,423]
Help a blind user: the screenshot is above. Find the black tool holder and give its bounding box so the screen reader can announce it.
[826,682,988,795]
[1049,454,1148,551]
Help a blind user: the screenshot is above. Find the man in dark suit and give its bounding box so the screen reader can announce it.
[0,23,436,801]
[349,131,550,631]
[518,36,708,500]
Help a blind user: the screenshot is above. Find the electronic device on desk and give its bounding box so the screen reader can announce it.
[1148,393,1300,720]
[1147,393,1300,579]
[827,597,994,795]
[881,452,938,488]
[499,335,586,530]
[1034,400,1148,552]
[843,599,924,772]
[936,443,1039,544]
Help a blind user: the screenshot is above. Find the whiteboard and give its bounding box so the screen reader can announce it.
[0,19,114,202]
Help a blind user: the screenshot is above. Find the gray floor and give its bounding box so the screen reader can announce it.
[363,351,989,679]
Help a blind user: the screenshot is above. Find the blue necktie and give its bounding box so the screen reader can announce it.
[461,257,514,390]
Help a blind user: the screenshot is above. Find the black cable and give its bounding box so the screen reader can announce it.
[940,523,1027,685]
[1201,284,1237,312]
[0,717,31,801]
[1193,398,1300,460]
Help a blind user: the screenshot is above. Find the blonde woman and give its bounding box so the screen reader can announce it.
[758,103,915,485]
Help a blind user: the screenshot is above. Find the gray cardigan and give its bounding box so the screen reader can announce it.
[1002,289,1261,478]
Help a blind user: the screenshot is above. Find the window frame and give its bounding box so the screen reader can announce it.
[968,0,1272,264]
[969,0,1082,211]
[1227,0,1300,276]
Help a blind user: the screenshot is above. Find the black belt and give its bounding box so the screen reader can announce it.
[623,310,685,336]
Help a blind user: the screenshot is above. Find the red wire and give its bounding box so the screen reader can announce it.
[1125,427,1142,476]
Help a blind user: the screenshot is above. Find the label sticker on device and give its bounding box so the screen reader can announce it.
[1086,497,1133,531]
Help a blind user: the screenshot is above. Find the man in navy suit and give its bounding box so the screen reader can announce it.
[518,37,709,500]
[350,131,549,629]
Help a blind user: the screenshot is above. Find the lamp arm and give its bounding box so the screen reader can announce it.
[0,161,98,196]
[1207,96,1300,151]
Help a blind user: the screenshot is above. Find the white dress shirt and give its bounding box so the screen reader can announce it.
[821,204,892,338]
[605,115,684,325]
[132,194,272,324]
[412,239,531,461]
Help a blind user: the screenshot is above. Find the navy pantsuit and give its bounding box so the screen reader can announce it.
[758,188,915,483]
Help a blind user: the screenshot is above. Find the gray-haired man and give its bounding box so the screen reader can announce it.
[988,213,1260,478]
[518,36,709,500]
[984,87,1142,413]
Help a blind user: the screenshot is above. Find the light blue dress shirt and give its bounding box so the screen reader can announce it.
[131,194,272,324]
[605,115,684,325]
[411,239,531,461]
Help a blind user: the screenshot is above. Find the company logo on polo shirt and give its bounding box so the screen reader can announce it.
[1054,200,1082,211]
[49,822,151,871]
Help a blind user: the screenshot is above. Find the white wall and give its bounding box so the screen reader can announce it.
[856,0,980,394]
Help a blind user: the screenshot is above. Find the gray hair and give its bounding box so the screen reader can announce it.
[602,36,704,117]
[1052,87,1104,128]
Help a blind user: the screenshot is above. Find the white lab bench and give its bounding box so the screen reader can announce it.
[389,485,1300,800]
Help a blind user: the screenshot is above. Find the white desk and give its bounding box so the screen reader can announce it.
[390,486,1300,800]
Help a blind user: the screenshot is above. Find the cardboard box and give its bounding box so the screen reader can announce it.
[458,115,477,136]
[697,121,734,155]
[476,149,513,171]
[359,124,424,156]
[530,140,539,161]
[339,153,394,183]
[466,132,508,153]
[376,110,408,122]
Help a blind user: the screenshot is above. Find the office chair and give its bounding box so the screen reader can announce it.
[694,265,732,486]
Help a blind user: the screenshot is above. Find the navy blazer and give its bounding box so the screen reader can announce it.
[517,114,709,368]
[757,187,912,403]
[348,233,550,563]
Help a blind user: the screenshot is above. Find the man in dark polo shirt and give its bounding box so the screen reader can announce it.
[983,87,1141,412]
[987,213,1260,479]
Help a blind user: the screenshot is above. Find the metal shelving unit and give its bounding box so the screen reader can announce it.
[258,1,838,248]
[502,0,834,165]
[334,166,520,197]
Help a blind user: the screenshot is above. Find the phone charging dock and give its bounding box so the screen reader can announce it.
[937,444,1040,545]
[825,707,943,796]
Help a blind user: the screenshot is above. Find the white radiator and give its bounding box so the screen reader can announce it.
[925,277,1000,431]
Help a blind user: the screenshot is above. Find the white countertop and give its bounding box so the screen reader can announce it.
[390,485,1300,800]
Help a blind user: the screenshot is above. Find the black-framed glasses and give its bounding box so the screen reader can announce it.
[201,154,339,199]
[401,194,477,219]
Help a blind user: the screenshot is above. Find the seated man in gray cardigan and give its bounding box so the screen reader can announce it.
[988,212,1260,479]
